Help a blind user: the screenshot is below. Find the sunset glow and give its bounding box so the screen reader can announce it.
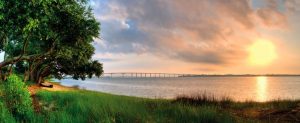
[89,0,300,74]
[256,76,268,102]
[248,40,277,66]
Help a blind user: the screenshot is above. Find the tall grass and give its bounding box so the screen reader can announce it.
[175,93,300,110]
[0,101,15,123]
[0,82,299,122]
[34,90,236,123]
[175,93,233,108]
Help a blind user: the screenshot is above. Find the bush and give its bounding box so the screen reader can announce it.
[3,74,33,121]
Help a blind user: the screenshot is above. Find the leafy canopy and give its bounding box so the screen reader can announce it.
[0,0,103,82]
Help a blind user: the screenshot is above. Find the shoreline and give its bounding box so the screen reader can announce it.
[45,80,300,103]
[38,81,300,106]
[28,81,78,95]
[26,81,300,122]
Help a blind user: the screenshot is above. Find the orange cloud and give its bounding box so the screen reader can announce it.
[91,0,298,73]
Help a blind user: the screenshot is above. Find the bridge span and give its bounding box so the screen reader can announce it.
[102,73,196,78]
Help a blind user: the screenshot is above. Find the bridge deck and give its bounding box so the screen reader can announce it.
[102,73,196,78]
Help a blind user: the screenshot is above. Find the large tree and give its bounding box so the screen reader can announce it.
[0,0,103,84]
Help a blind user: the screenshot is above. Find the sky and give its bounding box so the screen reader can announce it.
[89,0,300,74]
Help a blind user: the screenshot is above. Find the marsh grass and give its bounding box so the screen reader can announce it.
[175,93,299,110]
[229,99,300,110]
[0,85,299,122]
[175,93,233,108]
[33,90,236,123]
[175,93,300,121]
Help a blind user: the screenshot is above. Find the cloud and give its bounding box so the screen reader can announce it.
[255,0,289,29]
[91,0,292,66]
[284,0,300,13]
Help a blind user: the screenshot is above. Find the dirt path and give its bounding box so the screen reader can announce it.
[28,82,76,95]
[28,82,77,112]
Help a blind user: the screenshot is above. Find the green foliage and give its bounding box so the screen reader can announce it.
[0,0,103,83]
[35,90,236,123]
[0,85,298,122]
[0,1,3,20]
[0,101,15,123]
[3,74,33,121]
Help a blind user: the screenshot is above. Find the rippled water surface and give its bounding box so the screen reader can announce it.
[56,76,300,102]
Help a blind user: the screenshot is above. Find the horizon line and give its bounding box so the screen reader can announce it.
[102,72,300,76]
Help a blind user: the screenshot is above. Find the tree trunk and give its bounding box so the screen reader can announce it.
[29,60,43,83]
[8,64,13,76]
[0,67,2,81]
[24,61,32,82]
[37,76,42,84]
[28,61,49,85]
[24,70,29,82]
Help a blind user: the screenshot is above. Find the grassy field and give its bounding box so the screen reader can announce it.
[33,90,237,123]
[1,86,300,122]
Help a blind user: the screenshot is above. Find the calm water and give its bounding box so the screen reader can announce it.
[56,76,300,102]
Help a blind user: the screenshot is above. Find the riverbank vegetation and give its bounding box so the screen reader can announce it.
[0,75,299,122]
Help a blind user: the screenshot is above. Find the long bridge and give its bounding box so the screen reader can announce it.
[101,73,300,78]
[102,72,197,78]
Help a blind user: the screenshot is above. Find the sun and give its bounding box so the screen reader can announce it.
[248,39,277,66]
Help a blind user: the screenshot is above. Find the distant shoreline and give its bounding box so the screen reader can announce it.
[180,74,300,77]
[101,73,300,78]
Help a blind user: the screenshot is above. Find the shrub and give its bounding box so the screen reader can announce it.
[3,74,33,121]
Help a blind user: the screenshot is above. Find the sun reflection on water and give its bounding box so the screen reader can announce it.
[256,76,268,102]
